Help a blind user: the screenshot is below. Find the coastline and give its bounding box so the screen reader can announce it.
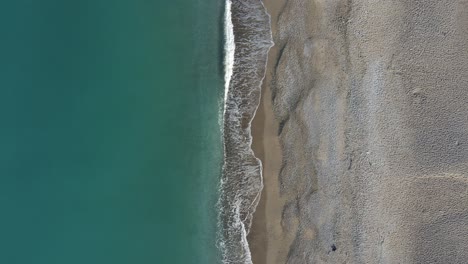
[249,0,289,263]
[219,1,272,263]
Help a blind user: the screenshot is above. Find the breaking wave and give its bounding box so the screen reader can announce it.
[218,0,273,263]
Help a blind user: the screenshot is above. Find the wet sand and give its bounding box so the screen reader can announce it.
[249,1,289,263]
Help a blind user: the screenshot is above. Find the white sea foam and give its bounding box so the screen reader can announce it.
[224,0,235,113]
[218,0,273,263]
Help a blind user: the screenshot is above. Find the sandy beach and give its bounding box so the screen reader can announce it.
[249,0,468,263]
[249,1,289,264]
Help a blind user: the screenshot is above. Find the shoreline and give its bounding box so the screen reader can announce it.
[219,1,273,263]
[249,0,289,263]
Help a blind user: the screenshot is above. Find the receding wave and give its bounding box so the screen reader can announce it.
[218,0,273,263]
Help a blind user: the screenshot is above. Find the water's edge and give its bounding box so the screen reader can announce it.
[218,0,273,263]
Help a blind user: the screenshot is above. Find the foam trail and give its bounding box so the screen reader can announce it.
[218,0,273,263]
[224,0,235,112]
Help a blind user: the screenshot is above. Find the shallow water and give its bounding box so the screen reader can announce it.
[219,1,272,263]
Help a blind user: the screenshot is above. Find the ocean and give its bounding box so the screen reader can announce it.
[0,0,271,263]
[0,0,223,263]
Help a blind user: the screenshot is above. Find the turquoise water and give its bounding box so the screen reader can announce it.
[0,1,223,263]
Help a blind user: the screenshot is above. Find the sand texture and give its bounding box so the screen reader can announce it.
[249,0,468,263]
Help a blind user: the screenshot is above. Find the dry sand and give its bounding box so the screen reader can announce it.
[249,0,468,263]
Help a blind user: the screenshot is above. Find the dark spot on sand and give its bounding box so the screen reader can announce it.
[331,244,337,251]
